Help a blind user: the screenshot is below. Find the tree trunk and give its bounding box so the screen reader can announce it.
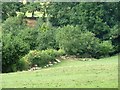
[32,11,34,18]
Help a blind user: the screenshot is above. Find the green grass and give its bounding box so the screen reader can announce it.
[1,55,118,88]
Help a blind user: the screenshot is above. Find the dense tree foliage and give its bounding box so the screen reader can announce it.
[2,2,23,21]
[20,2,41,17]
[47,2,119,54]
[1,2,119,73]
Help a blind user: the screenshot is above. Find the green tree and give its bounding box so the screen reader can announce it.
[47,2,79,26]
[23,2,41,18]
[2,2,23,21]
[47,2,119,40]
[2,16,26,35]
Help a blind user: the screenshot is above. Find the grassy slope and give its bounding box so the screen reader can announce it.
[2,55,118,88]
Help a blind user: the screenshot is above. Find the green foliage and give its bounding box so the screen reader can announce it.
[35,17,58,50]
[35,17,44,29]
[2,2,119,73]
[2,33,30,72]
[56,25,114,58]
[92,19,110,40]
[20,49,65,70]
[37,27,58,50]
[47,2,79,26]
[2,2,23,21]
[17,58,30,71]
[58,49,66,56]
[99,41,114,57]
[2,16,30,73]
[56,25,88,55]
[56,25,82,54]
[77,31,100,58]
[48,2,118,41]
[18,27,39,50]
[2,16,26,34]
[109,25,120,53]
[21,2,41,17]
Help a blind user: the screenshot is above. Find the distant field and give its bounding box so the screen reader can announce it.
[2,55,118,88]
[16,11,44,17]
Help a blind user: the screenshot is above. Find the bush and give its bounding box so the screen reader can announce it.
[77,31,101,58]
[56,25,82,55]
[98,41,114,57]
[58,49,66,56]
[2,33,30,73]
[56,25,114,58]
[17,57,30,71]
[19,49,65,70]
[56,25,101,57]
[37,28,58,50]
[18,27,39,50]
[109,25,120,54]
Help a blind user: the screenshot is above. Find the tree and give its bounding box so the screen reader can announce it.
[2,16,26,34]
[22,2,41,18]
[47,2,119,40]
[2,2,23,21]
[47,2,79,26]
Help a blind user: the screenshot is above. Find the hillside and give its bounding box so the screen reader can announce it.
[2,55,118,88]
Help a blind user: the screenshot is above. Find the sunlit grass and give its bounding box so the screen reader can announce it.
[2,55,118,88]
[16,11,43,17]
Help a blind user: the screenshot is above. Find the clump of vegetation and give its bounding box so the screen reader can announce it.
[2,33,30,72]
[18,49,65,71]
[56,25,114,58]
[2,2,119,73]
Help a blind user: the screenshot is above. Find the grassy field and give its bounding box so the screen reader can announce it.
[1,55,118,88]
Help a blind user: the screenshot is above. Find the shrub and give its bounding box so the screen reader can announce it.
[44,49,57,61]
[18,27,39,50]
[17,57,30,71]
[56,25,82,55]
[56,25,101,57]
[98,41,114,57]
[56,25,114,58]
[37,28,58,50]
[58,49,66,56]
[19,49,65,70]
[77,31,101,58]
[2,33,30,73]
[109,25,120,54]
